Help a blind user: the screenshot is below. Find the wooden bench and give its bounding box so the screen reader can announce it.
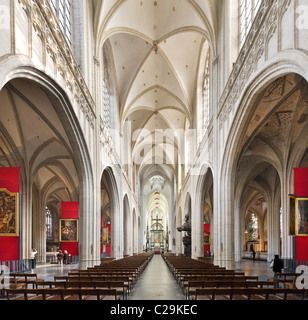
[37,280,128,299]
[179,275,259,292]
[194,288,306,301]
[10,273,45,289]
[268,273,303,289]
[1,277,27,298]
[176,271,245,284]
[186,281,276,300]
[6,288,120,301]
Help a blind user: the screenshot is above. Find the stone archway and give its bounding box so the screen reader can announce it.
[0,75,94,263]
[101,167,121,259]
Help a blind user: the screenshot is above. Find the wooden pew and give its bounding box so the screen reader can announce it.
[194,288,306,301]
[179,275,259,293]
[9,273,45,289]
[267,273,303,289]
[37,280,128,300]
[186,281,276,300]
[6,288,120,301]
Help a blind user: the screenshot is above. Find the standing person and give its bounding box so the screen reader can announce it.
[63,250,69,265]
[31,248,37,270]
[272,255,284,274]
[57,250,64,266]
[252,249,256,261]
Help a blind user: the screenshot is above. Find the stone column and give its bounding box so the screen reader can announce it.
[234,198,242,262]
[191,178,204,260]
[281,171,294,260]
[213,170,235,270]
[267,198,281,262]
[21,178,33,261]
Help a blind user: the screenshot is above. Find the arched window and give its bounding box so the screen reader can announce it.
[46,206,53,241]
[50,0,72,45]
[202,52,210,130]
[240,0,261,48]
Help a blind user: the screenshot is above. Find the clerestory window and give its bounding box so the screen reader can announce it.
[50,0,72,45]
[240,0,262,48]
[202,52,210,130]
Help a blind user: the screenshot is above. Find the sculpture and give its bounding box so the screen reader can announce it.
[177,214,191,257]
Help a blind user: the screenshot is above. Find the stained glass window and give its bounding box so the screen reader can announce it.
[46,206,53,241]
[248,213,258,241]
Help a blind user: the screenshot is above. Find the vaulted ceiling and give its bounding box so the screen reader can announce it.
[93,0,218,185]
[0,79,79,205]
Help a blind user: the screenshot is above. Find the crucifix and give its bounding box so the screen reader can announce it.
[152,215,162,230]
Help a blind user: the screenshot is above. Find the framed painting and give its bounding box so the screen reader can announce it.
[0,189,19,236]
[60,219,78,242]
[204,233,211,246]
[296,198,308,236]
[289,195,296,236]
[102,227,108,245]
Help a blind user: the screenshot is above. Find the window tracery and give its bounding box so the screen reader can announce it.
[50,0,72,45]
[240,0,261,48]
[46,206,53,241]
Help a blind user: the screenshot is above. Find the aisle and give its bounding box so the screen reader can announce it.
[129,254,185,300]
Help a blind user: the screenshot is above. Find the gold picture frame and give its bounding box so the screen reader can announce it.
[0,188,19,237]
[296,198,308,236]
[60,219,78,242]
[204,233,211,246]
[102,227,108,245]
[289,195,296,236]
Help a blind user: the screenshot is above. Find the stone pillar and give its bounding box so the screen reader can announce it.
[234,198,242,262]
[191,179,205,260]
[281,171,293,260]
[21,179,33,261]
[267,198,281,262]
[213,171,235,270]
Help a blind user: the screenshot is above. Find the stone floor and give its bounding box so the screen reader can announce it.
[7,255,275,300]
[128,255,186,300]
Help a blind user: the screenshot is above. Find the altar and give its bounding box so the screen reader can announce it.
[46,252,59,264]
[149,215,165,253]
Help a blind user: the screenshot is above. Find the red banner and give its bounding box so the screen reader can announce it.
[61,202,79,219]
[296,237,308,261]
[0,168,20,193]
[204,224,210,255]
[0,237,19,261]
[0,168,20,262]
[294,168,308,261]
[294,168,308,196]
[60,202,79,256]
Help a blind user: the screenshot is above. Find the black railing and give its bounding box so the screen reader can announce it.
[283,259,308,273]
[0,260,32,273]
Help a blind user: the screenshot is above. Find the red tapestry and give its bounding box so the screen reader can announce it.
[106,223,111,257]
[0,168,20,193]
[296,237,308,261]
[294,168,308,261]
[204,224,211,255]
[60,202,79,256]
[0,168,20,261]
[294,168,308,196]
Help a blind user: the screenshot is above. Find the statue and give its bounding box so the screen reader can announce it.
[177,214,191,257]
